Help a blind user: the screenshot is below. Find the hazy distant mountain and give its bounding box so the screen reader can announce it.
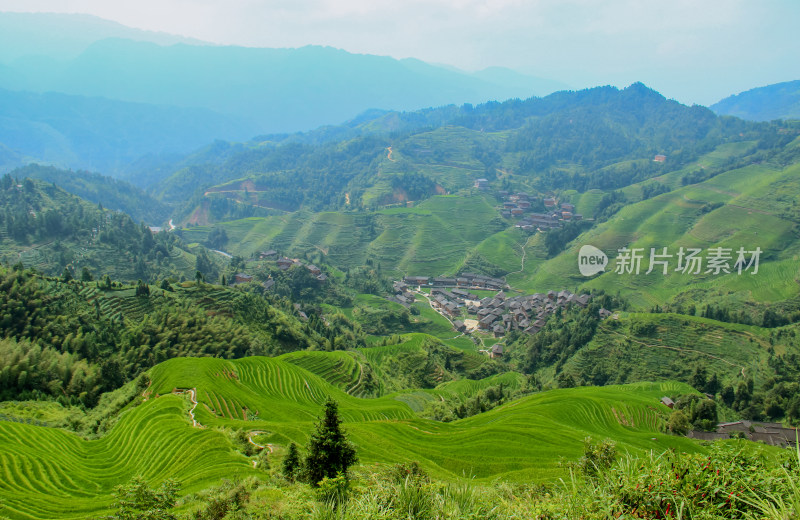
[0,88,258,175]
[0,13,567,135]
[0,12,207,63]
[711,80,800,121]
[470,66,569,96]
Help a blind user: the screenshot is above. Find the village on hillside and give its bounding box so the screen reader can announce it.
[687,419,799,448]
[230,249,329,291]
[394,272,601,342]
[474,179,584,231]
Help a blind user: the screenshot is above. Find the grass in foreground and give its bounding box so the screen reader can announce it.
[110,438,799,520]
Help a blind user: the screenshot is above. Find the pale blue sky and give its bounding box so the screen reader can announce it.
[1,0,798,105]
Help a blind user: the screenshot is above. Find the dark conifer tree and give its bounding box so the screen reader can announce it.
[282,442,302,482]
[304,397,357,486]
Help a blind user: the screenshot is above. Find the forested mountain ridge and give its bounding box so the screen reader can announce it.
[0,19,565,136]
[711,79,800,121]
[158,83,761,222]
[10,163,170,224]
[0,175,214,281]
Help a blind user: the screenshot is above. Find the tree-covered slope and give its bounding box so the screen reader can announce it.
[156,83,760,218]
[0,266,349,407]
[0,175,209,281]
[9,164,170,225]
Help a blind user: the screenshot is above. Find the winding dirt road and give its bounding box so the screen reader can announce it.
[505,234,535,281]
[247,431,274,468]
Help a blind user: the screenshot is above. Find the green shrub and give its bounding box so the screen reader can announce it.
[110,476,180,520]
[389,461,430,485]
[577,437,617,478]
[315,473,350,507]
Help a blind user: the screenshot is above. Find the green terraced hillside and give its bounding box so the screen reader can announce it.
[554,312,782,388]
[0,396,258,520]
[145,355,699,482]
[0,349,702,519]
[507,142,800,311]
[180,193,512,278]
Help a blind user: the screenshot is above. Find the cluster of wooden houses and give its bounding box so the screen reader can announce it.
[687,420,798,448]
[228,250,329,290]
[401,272,507,291]
[463,289,592,337]
[255,250,327,282]
[495,190,584,230]
[394,272,594,338]
[389,281,417,307]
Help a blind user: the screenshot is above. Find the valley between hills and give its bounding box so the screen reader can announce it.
[1,80,800,519]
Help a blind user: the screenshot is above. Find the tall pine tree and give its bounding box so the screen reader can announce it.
[304,397,357,486]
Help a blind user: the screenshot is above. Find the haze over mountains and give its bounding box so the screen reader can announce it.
[0,12,569,175]
[2,11,798,180]
[711,80,800,122]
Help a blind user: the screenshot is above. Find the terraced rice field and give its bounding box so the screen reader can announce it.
[510,156,800,309]
[560,313,777,387]
[281,350,371,396]
[148,356,415,425]
[145,355,701,481]
[0,344,704,519]
[346,381,701,481]
[181,193,508,278]
[0,396,256,520]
